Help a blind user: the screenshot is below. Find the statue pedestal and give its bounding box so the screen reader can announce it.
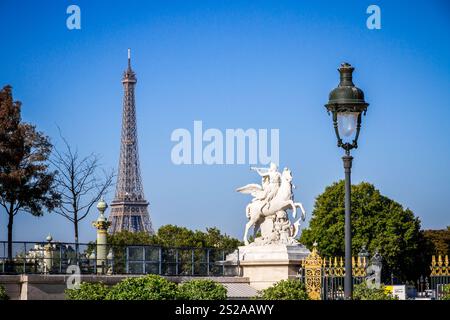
[225,244,310,291]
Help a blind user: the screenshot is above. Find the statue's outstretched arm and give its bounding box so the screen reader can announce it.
[256,170,270,177]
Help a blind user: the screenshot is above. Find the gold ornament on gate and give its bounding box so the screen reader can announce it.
[431,255,450,276]
[302,242,323,300]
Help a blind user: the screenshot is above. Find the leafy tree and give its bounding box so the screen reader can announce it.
[200,227,243,251]
[147,225,242,251]
[51,130,114,250]
[107,230,153,246]
[300,181,427,282]
[105,275,178,300]
[108,225,242,251]
[423,227,450,256]
[65,282,110,300]
[257,280,309,300]
[178,279,227,300]
[353,282,397,300]
[0,85,59,261]
[151,224,202,247]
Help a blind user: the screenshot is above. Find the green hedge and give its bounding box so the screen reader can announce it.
[353,282,398,300]
[258,279,309,300]
[0,285,9,300]
[65,282,110,300]
[65,276,230,300]
[105,275,178,300]
[441,284,450,300]
[178,279,227,300]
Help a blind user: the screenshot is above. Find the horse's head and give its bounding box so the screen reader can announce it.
[282,167,292,182]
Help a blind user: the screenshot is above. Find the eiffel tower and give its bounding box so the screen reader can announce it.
[108,49,154,234]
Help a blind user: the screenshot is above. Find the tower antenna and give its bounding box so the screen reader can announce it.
[127,48,131,68]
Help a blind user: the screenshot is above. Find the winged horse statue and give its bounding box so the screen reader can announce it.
[237,166,306,245]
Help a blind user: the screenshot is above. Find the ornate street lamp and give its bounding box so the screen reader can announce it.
[325,62,369,299]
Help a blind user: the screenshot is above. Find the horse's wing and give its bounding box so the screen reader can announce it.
[236,183,263,194]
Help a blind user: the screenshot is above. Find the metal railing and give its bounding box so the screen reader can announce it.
[297,265,366,300]
[124,246,228,276]
[0,241,236,276]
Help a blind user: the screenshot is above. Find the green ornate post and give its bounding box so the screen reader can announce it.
[92,198,111,274]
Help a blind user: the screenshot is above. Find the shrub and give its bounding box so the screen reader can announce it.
[441,284,450,300]
[178,279,227,300]
[65,282,110,300]
[106,275,178,300]
[353,282,397,300]
[0,285,9,300]
[258,279,309,300]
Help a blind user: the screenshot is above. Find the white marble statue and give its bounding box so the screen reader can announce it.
[237,163,306,245]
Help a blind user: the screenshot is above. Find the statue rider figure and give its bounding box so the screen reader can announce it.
[251,162,281,210]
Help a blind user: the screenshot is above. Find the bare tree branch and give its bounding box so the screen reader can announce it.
[51,128,115,244]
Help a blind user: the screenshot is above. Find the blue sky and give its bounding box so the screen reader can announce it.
[0,0,449,243]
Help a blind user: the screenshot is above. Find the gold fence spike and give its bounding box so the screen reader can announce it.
[431,255,437,275]
[438,255,443,266]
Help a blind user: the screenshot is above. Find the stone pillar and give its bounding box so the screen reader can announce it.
[92,198,111,274]
[226,244,310,290]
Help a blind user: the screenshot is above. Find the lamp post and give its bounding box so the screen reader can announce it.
[325,63,369,299]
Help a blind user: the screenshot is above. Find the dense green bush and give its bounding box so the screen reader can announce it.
[178,279,227,300]
[258,280,309,300]
[65,282,109,300]
[353,282,397,300]
[105,275,178,300]
[0,285,9,300]
[441,284,450,300]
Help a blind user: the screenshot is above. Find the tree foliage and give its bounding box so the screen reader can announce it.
[105,275,178,300]
[108,225,242,251]
[0,85,59,260]
[300,181,427,281]
[107,230,153,246]
[178,279,227,300]
[65,282,109,300]
[258,280,309,300]
[423,227,450,256]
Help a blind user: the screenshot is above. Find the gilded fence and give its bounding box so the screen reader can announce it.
[299,244,368,300]
[430,254,450,299]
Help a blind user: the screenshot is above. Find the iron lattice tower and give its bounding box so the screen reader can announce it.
[108,49,154,234]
